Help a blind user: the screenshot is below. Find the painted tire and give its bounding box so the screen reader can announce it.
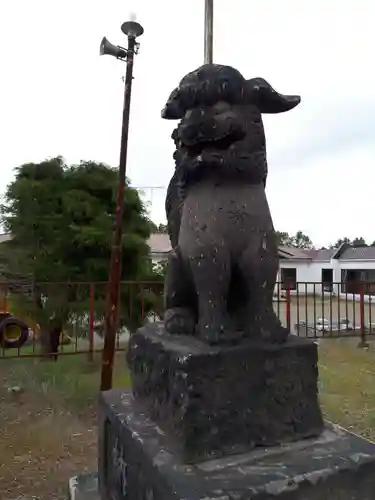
[0,316,29,349]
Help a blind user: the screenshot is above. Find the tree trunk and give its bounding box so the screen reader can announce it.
[39,326,51,359]
[39,322,62,361]
[35,291,62,361]
[49,322,62,361]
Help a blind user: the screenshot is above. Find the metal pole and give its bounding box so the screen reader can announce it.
[204,0,214,64]
[100,34,137,392]
[88,282,95,362]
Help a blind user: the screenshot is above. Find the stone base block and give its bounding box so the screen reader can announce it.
[98,390,375,500]
[68,473,99,500]
[126,323,324,462]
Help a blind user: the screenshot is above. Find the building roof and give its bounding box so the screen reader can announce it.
[278,246,311,260]
[0,233,12,243]
[304,248,335,262]
[147,236,328,261]
[147,233,171,254]
[3,230,375,262]
[336,246,375,261]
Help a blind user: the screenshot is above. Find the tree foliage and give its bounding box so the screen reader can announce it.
[275,230,313,249]
[277,232,372,251]
[0,157,162,337]
[330,237,368,249]
[156,223,168,234]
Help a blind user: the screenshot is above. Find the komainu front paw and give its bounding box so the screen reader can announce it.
[164,307,195,336]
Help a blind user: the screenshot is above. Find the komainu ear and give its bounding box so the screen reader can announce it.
[245,77,301,114]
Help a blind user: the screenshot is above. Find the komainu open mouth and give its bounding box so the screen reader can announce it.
[182,134,240,158]
[176,111,246,158]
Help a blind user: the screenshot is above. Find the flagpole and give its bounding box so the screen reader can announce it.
[204,0,213,64]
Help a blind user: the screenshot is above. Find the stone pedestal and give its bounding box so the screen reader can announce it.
[95,323,375,499]
[98,390,375,500]
[126,323,323,462]
[68,473,99,500]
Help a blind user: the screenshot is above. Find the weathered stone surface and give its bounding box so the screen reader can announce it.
[162,64,300,345]
[68,472,99,500]
[98,389,375,500]
[126,323,323,463]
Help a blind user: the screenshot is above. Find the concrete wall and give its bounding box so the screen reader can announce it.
[337,259,375,303]
[279,258,375,301]
[278,260,332,295]
[338,259,375,271]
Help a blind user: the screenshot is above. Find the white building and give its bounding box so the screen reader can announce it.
[278,243,375,300]
[148,235,375,300]
[4,231,373,301]
[147,233,171,265]
[277,246,334,296]
[0,233,12,244]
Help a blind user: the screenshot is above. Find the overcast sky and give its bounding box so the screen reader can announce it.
[1,1,374,247]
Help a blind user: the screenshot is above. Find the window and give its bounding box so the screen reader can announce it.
[341,269,375,295]
[280,268,297,290]
[321,269,333,292]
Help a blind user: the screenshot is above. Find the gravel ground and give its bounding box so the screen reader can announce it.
[0,356,107,500]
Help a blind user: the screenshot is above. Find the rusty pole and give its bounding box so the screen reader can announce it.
[204,0,214,64]
[100,20,143,391]
[88,282,95,362]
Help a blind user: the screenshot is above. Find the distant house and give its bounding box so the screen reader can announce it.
[3,232,374,301]
[330,244,375,298]
[147,233,171,265]
[0,233,12,244]
[148,235,375,300]
[146,236,333,291]
[277,246,335,295]
[278,243,375,300]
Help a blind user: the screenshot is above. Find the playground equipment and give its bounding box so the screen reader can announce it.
[0,309,29,349]
[0,298,72,350]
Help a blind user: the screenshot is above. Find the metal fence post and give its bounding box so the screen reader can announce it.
[286,284,291,332]
[88,283,95,362]
[358,283,369,349]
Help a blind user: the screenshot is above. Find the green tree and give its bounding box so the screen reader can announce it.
[0,157,161,355]
[330,237,351,249]
[330,237,367,249]
[351,237,367,247]
[275,231,294,246]
[276,230,313,249]
[292,230,313,249]
[156,223,168,234]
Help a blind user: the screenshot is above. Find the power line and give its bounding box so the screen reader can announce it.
[133,186,166,205]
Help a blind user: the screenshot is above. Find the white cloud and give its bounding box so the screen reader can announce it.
[0,0,374,246]
[267,144,375,247]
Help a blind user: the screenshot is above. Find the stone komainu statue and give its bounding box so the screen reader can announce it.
[162,64,300,345]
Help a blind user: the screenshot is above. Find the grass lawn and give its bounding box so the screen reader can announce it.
[0,351,129,500]
[318,338,375,441]
[0,338,374,498]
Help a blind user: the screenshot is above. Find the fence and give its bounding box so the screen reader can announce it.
[0,281,373,359]
[274,282,372,346]
[0,281,164,359]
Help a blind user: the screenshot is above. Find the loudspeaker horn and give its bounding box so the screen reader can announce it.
[99,37,127,59]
